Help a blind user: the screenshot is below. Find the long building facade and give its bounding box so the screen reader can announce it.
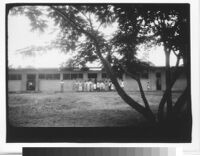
[8,67,187,92]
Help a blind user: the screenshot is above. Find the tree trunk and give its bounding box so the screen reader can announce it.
[173,86,188,114]
[165,48,172,117]
[176,55,180,67]
[95,45,156,123]
[183,43,192,133]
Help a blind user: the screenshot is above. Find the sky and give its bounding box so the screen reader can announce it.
[8,12,179,69]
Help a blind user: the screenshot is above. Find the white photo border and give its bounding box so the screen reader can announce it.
[0,0,199,155]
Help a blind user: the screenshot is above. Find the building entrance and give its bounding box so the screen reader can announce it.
[88,73,97,82]
[156,72,161,90]
[26,74,36,91]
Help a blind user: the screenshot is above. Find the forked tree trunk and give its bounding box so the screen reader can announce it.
[157,67,183,122]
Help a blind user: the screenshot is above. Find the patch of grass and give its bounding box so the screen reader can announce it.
[8,91,182,127]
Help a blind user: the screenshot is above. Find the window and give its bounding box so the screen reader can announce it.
[39,74,60,80]
[102,73,107,78]
[53,74,60,79]
[141,72,149,79]
[78,73,83,79]
[156,72,161,78]
[63,73,83,80]
[71,73,78,79]
[88,73,97,79]
[46,74,53,80]
[39,74,45,79]
[27,74,35,80]
[8,74,21,80]
[63,74,71,80]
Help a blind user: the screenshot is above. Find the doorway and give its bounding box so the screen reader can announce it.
[88,73,97,82]
[156,72,161,90]
[26,74,36,91]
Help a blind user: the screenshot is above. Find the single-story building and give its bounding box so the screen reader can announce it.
[8,67,187,92]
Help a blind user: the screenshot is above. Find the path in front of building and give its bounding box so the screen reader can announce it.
[8,91,181,127]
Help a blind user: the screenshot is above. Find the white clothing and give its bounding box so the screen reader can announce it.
[111,83,115,90]
[120,81,124,88]
[93,84,97,90]
[78,83,82,91]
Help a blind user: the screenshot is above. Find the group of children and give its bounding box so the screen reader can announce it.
[73,80,124,92]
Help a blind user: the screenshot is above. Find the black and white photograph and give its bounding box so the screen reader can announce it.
[6,3,192,142]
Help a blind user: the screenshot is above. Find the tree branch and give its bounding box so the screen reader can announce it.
[97,21,103,31]
[172,86,188,114]
[79,10,94,31]
[50,6,97,42]
[175,55,181,67]
[88,13,94,31]
[122,68,153,114]
[164,47,173,117]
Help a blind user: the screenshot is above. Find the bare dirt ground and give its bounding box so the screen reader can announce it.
[8,91,181,127]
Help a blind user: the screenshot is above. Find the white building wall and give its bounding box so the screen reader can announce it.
[140,79,149,91]
[21,73,27,91]
[8,80,22,92]
[124,77,150,91]
[39,80,60,92]
[124,76,138,91]
[63,80,74,91]
[172,78,187,91]
[149,71,156,91]
[123,73,150,91]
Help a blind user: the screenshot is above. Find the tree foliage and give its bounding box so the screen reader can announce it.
[136,4,189,65]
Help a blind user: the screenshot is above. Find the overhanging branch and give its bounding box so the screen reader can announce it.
[50,6,97,42]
